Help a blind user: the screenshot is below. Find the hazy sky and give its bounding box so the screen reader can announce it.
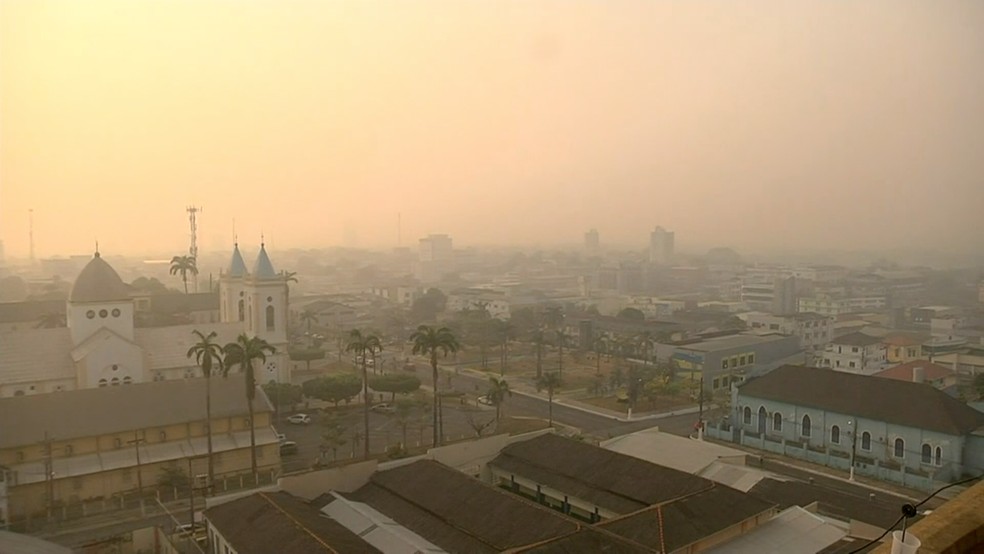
[2,1,983,258]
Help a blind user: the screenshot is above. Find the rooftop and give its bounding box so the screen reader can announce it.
[491,434,713,514]
[829,332,884,346]
[738,365,984,435]
[69,253,132,303]
[676,333,793,353]
[874,360,954,383]
[0,373,273,448]
[205,491,380,554]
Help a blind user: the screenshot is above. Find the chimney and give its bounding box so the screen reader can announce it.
[912,366,925,384]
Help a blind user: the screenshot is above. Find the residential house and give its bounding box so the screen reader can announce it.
[739,312,833,353]
[720,365,984,490]
[883,333,927,364]
[875,360,958,392]
[0,374,279,526]
[820,332,888,374]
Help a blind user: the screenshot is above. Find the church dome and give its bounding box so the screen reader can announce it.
[70,253,131,303]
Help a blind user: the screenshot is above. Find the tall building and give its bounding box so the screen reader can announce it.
[416,234,454,282]
[584,228,600,252]
[648,226,674,265]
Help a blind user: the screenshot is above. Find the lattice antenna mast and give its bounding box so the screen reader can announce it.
[187,206,201,292]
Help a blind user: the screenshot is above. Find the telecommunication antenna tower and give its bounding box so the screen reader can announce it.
[187,206,200,292]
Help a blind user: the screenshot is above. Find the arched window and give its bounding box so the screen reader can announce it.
[122,376,132,385]
[98,379,108,387]
[238,299,245,322]
[861,431,871,451]
[757,407,767,434]
[934,446,942,466]
[266,305,275,331]
[110,377,120,386]
[830,425,840,444]
[772,412,783,432]
[894,438,904,458]
[743,407,752,424]
[801,414,812,437]
[921,444,931,464]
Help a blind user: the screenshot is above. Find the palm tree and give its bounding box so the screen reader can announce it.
[592,335,609,376]
[187,330,224,490]
[536,372,563,426]
[409,325,459,447]
[554,329,571,377]
[300,310,319,332]
[222,334,276,478]
[494,320,515,376]
[346,329,381,457]
[169,255,198,294]
[635,331,656,367]
[486,376,512,422]
[35,312,66,329]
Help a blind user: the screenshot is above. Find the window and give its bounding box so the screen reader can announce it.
[849,361,856,368]
[743,407,752,424]
[722,376,729,387]
[122,376,132,384]
[266,305,275,331]
[921,444,931,464]
[114,438,123,449]
[712,378,720,390]
[769,323,780,330]
[801,414,811,437]
[86,310,96,319]
[935,447,942,466]
[852,347,858,353]
[757,407,767,434]
[238,299,244,322]
[99,309,108,318]
[831,425,840,444]
[110,377,120,386]
[739,355,746,366]
[98,379,108,387]
[748,354,755,363]
[722,359,729,369]
[111,308,121,317]
[894,438,904,458]
[773,412,783,432]
[861,431,871,451]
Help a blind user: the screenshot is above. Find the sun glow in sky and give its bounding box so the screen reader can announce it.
[2,1,984,257]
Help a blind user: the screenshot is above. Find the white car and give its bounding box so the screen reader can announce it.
[287,414,311,425]
[477,396,494,406]
[370,403,396,414]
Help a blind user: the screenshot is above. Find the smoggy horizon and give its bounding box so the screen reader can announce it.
[3,1,984,260]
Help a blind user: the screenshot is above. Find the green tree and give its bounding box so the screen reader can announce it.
[410,288,447,323]
[410,325,460,447]
[222,334,276,478]
[368,374,422,401]
[617,307,646,321]
[536,372,563,427]
[486,376,512,422]
[346,329,382,457]
[320,414,348,463]
[635,331,656,366]
[300,309,319,332]
[494,320,515,376]
[169,255,198,294]
[303,374,363,407]
[592,335,609,376]
[288,347,326,372]
[187,329,224,490]
[543,306,565,330]
[261,382,303,412]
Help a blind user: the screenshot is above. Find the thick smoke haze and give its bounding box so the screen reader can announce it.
[2,1,983,258]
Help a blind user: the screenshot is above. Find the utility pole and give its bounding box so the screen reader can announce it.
[849,419,857,481]
[127,431,146,496]
[40,431,53,514]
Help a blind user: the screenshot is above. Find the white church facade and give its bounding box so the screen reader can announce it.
[0,244,291,397]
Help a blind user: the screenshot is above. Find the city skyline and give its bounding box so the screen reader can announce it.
[3,2,984,258]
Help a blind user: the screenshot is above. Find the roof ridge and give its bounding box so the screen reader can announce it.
[259,492,339,554]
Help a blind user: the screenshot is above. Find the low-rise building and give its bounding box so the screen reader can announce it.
[739,312,833,352]
[721,365,984,490]
[874,360,958,392]
[882,332,926,364]
[668,333,803,393]
[0,375,279,526]
[798,295,887,316]
[820,332,888,374]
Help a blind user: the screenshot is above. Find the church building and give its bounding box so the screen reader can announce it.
[0,244,291,397]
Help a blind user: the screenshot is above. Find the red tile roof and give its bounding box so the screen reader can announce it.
[875,360,954,383]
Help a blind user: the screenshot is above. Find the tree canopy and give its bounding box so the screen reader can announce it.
[303,373,362,407]
[369,374,422,400]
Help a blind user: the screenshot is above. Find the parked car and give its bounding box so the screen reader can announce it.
[279,441,298,455]
[477,395,494,406]
[275,432,287,443]
[287,414,311,425]
[370,403,396,414]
